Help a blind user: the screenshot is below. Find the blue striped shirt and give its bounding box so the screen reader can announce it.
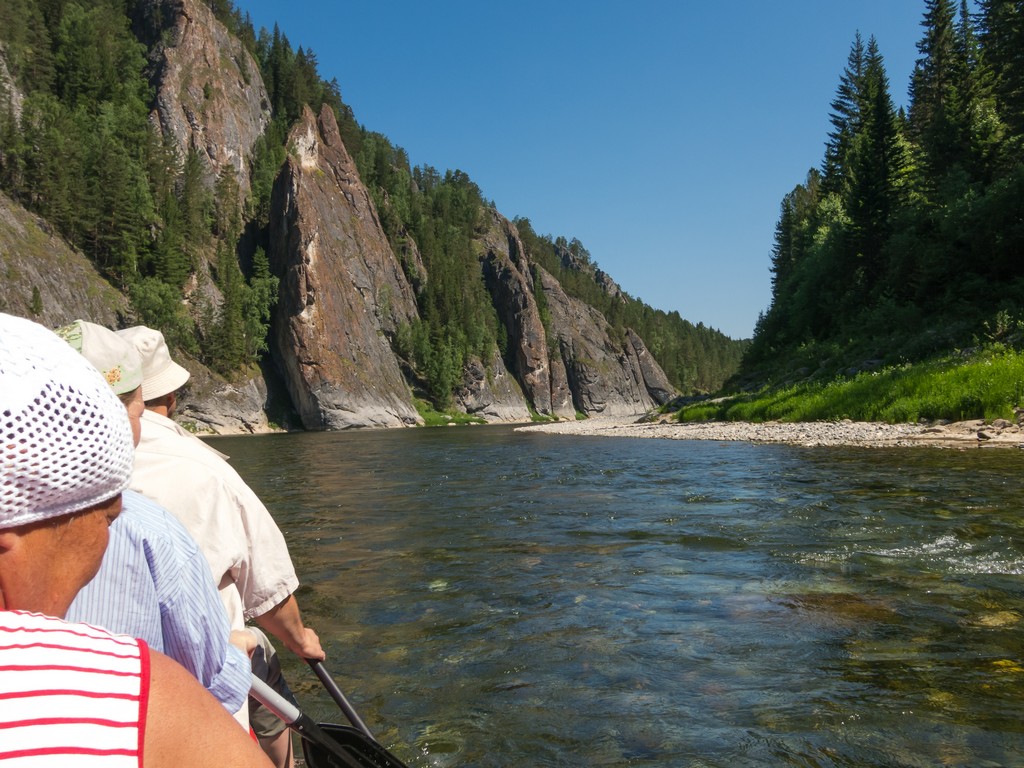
[67,489,251,713]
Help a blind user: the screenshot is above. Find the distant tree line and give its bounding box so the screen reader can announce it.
[747,0,1024,377]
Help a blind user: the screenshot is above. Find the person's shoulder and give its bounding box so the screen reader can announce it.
[1,610,141,653]
[137,420,228,472]
[120,490,202,553]
[0,609,66,632]
[135,413,262,507]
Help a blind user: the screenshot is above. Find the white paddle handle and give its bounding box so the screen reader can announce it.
[249,674,301,725]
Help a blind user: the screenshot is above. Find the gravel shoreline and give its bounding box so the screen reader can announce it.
[515,415,1024,449]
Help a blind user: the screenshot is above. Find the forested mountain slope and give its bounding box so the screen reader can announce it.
[0,0,744,430]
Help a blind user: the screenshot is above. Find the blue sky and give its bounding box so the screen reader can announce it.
[232,1,937,339]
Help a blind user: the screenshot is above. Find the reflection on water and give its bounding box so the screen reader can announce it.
[214,427,1024,767]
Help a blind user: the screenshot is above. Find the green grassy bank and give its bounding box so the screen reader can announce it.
[676,345,1024,425]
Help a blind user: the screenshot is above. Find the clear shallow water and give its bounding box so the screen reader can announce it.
[215,427,1024,767]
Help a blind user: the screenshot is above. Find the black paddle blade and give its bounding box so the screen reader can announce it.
[301,723,411,768]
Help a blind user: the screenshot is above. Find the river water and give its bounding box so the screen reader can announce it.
[215,426,1024,767]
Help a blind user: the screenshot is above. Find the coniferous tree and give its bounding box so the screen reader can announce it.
[0,0,54,93]
[247,120,287,227]
[845,37,911,289]
[822,32,866,196]
[152,192,189,287]
[179,147,212,263]
[755,170,825,352]
[909,0,978,197]
[746,0,1024,385]
[242,246,278,361]
[978,0,1024,141]
[206,243,246,372]
[953,0,1004,183]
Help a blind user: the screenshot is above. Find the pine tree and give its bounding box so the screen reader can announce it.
[769,169,822,297]
[845,37,911,286]
[978,0,1024,139]
[822,32,866,196]
[909,0,976,196]
[180,147,212,263]
[953,0,1003,183]
[152,192,189,287]
[242,246,278,361]
[206,243,247,373]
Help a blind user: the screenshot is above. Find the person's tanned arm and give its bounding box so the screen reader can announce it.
[144,650,272,768]
[253,593,325,660]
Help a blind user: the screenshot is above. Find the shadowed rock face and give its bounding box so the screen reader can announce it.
[478,212,564,417]
[456,349,531,422]
[537,267,674,417]
[268,105,421,429]
[626,329,677,406]
[133,0,270,193]
[479,212,676,419]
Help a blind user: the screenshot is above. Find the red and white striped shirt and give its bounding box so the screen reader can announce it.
[0,610,148,766]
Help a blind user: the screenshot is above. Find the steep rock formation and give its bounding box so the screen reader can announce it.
[176,368,273,434]
[2,4,682,434]
[133,0,270,193]
[0,192,128,328]
[594,269,624,302]
[556,241,624,302]
[538,266,676,416]
[269,105,421,429]
[456,350,531,422]
[626,328,676,404]
[478,211,567,416]
[116,0,277,433]
[0,49,24,123]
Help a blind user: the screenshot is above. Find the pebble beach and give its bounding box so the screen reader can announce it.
[516,415,1024,449]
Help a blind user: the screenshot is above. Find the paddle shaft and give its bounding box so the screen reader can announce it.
[249,674,363,768]
[306,659,375,741]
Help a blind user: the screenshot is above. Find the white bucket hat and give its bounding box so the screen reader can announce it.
[117,326,190,402]
[0,313,134,528]
[55,320,143,396]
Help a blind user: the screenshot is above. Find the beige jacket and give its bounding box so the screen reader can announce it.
[131,410,299,634]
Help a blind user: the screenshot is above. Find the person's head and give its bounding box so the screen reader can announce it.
[55,319,146,446]
[117,326,190,417]
[0,313,134,616]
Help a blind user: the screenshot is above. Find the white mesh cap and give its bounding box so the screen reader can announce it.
[1,313,134,528]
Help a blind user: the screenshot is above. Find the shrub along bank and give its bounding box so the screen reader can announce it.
[675,345,1024,425]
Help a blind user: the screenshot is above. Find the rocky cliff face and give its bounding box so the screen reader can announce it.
[0,49,23,124]
[1,4,678,433]
[455,349,531,422]
[0,192,128,328]
[268,105,421,429]
[477,212,673,419]
[537,266,675,416]
[132,0,270,194]
[478,211,567,417]
[174,360,275,434]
